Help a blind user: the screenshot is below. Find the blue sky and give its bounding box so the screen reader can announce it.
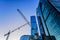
[0,0,39,40]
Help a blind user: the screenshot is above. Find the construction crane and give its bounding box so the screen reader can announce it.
[4,22,29,40]
[4,9,31,40]
[4,0,60,40]
[17,9,31,26]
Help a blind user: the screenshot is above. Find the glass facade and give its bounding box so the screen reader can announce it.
[30,16,38,36]
[37,16,46,36]
[20,35,30,40]
[49,0,60,12]
[20,0,60,40]
[37,0,60,40]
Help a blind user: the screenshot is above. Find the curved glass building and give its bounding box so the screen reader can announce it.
[37,0,60,40]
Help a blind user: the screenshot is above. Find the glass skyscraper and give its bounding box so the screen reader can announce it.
[20,0,60,40]
[37,0,60,40]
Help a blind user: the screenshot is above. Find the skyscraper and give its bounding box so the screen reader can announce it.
[37,0,60,40]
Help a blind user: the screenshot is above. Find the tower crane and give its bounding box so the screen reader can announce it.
[4,9,31,40]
